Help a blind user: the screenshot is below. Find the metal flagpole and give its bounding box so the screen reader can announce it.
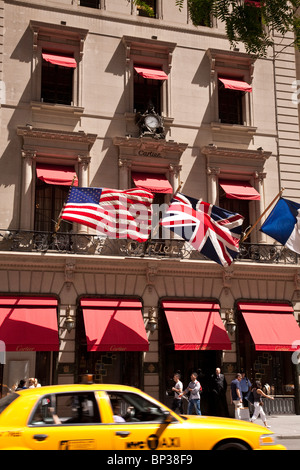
[240,187,285,243]
[52,175,77,238]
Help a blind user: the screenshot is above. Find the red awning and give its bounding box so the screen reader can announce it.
[42,53,77,68]
[132,172,173,194]
[134,67,168,80]
[162,301,231,350]
[80,298,149,352]
[219,179,260,200]
[0,296,59,351]
[36,163,78,186]
[238,302,300,351]
[219,77,252,92]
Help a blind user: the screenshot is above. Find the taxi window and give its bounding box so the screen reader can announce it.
[0,393,19,414]
[108,392,169,423]
[29,392,101,426]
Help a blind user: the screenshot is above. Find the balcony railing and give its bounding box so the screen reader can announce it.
[0,229,298,264]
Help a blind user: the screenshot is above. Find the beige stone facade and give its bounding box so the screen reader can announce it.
[0,0,300,415]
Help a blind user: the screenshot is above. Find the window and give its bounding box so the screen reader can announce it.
[35,180,70,233]
[29,392,101,425]
[218,80,243,125]
[206,48,256,129]
[41,53,75,105]
[134,67,164,115]
[80,0,100,7]
[219,187,250,233]
[30,21,88,108]
[137,0,157,18]
[107,391,172,423]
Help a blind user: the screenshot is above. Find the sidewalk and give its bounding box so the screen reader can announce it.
[260,415,300,440]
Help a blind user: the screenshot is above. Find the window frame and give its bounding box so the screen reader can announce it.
[206,48,256,130]
[30,21,88,108]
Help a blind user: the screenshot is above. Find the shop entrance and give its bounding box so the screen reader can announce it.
[159,310,221,415]
[75,309,142,388]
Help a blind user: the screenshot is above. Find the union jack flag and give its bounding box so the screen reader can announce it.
[61,186,154,242]
[161,193,244,267]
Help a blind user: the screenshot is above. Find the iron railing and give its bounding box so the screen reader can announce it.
[0,229,298,264]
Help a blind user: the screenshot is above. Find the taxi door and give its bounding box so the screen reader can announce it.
[23,391,114,450]
[111,418,192,451]
[23,423,114,450]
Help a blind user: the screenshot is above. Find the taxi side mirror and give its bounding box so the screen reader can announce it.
[162,410,172,424]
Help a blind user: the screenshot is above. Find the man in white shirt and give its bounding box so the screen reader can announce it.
[171,373,183,414]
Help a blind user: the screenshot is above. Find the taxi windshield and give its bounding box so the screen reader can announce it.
[0,393,19,414]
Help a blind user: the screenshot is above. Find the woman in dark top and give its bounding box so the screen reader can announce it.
[250,380,274,428]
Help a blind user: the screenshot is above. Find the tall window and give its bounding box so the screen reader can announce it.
[218,80,243,125]
[134,68,162,114]
[219,188,250,234]
[35,180,70,232]
[41,52,75,105]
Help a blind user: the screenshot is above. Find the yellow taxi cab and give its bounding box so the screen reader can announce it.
[0,383,285,450]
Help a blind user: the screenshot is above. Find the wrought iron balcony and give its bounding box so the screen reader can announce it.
[0,229,298,264]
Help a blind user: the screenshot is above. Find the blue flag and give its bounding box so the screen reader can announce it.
[260,197,300,254]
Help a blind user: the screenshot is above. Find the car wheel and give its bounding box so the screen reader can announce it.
[215,441,250,451]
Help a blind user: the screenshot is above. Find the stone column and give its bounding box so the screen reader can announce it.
[20,149,36,230]
[207,166,220,205]
[77,154,91,233]
[118,158,131,189]
[254,171,266,243]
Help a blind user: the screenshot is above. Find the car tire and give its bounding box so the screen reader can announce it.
[214,441,250,451]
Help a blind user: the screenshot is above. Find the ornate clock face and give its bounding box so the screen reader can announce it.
[144,114,159,129]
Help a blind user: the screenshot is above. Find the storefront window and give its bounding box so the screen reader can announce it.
[238,313,294,395]
[75,310,142,388]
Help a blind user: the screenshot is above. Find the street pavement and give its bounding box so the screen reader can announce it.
[265,414,300,440]
[250,414,300,449]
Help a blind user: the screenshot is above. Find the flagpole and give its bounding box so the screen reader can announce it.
[240,187,285,243]
[52,175,77,238]
[150,180,184,241]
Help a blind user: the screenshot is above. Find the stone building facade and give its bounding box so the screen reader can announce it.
[0,0,300,415]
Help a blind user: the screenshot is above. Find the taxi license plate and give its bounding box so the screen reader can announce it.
[60,439,96,450]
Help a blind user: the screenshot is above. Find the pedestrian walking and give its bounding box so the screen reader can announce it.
[171,373,183,414]
[210,367,229,417]
[180,372,202,415]
[16,379,27,391]
[230,373,242,419]
[240,372,252,407]
[250,380,274,428]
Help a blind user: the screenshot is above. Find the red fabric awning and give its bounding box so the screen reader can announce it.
[42,53,77,68]
[80,298,149,352]
[219,179,260,200]
[238,302,300,351]
[219,77,252,92]
[134,67,168,80]
[36,163,78,186]
[132,172,173,194]
[162,301,231,350]
[0,296,59,351]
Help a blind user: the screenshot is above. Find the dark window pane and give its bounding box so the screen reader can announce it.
[134,69,162,114]
[80,0,100,8]
[41,60,73,106]
[35,180,70,232]
[218,81,243,125]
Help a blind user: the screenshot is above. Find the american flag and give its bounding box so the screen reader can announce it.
[161,193,244,267]
[61,186,154,242]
